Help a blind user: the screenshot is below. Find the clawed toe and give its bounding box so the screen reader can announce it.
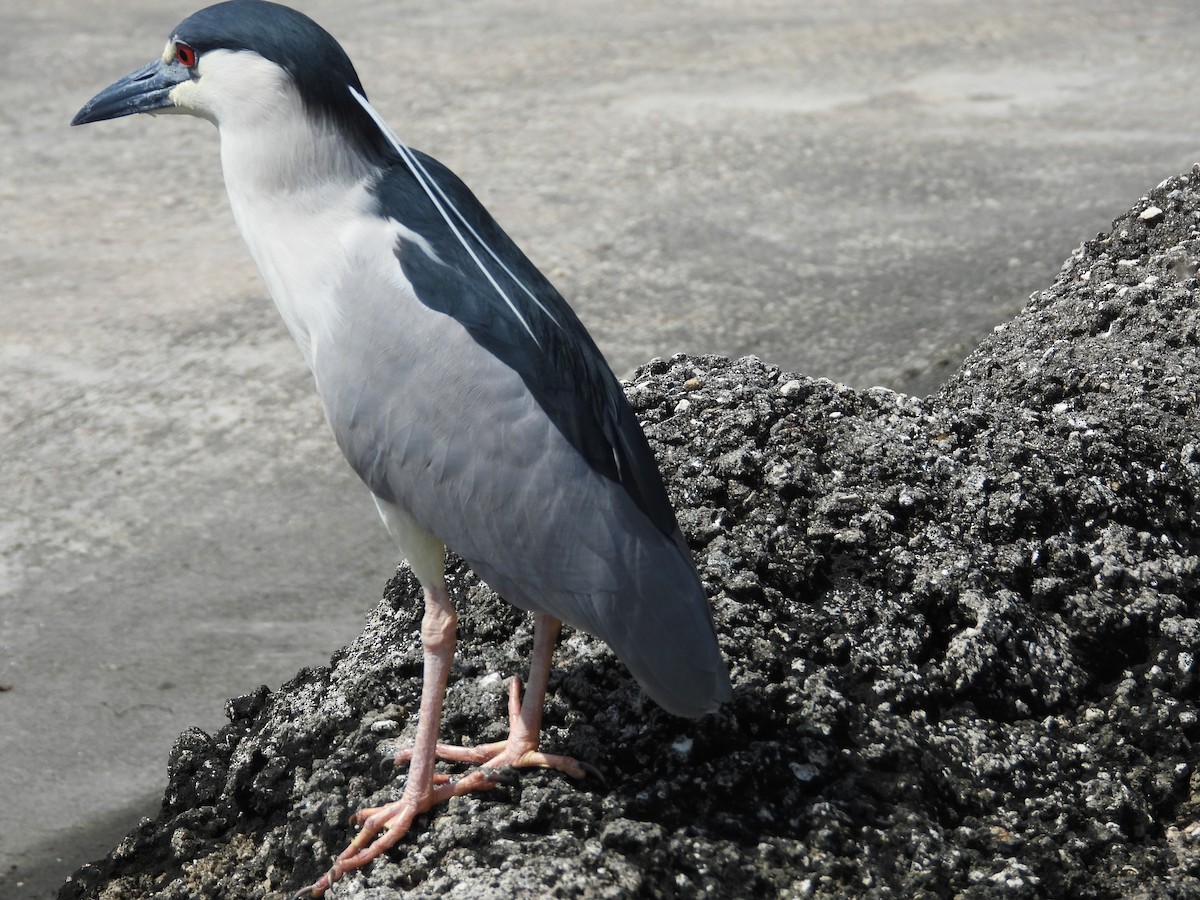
[575,758,607,788]
[301,626,605,897]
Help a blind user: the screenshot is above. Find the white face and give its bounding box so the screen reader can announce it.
[161,39,300,130]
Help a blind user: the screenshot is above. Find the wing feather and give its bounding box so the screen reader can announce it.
[314,156,730,717]
[370,155,681,539]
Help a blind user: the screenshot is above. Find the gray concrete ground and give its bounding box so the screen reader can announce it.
[1,1,1196,897]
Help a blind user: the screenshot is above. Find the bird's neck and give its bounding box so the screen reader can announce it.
[218,108,377,201]
[217,113,382,367]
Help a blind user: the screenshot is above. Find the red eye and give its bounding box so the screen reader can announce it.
[175,42,197,68]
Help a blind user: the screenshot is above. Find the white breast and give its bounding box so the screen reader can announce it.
[198,50,394,370]
[225,175,372,368]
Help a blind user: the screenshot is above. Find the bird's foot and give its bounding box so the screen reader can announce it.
[396,676,602,782]
[294,676,600,898]
[293,772,507,898]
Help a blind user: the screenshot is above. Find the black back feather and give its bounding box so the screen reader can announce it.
[370,156,683,542]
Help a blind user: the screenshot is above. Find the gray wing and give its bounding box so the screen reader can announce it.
[368,153,681,540]
[314,220,729,718]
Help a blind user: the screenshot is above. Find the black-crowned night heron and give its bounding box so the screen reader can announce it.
[72,1,731,894]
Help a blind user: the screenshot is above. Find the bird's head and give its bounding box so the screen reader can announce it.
[71,0,393,162]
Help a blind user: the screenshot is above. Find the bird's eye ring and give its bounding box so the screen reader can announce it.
[175,42,197,68]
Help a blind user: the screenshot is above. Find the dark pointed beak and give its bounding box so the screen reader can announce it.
[71,58,192,126]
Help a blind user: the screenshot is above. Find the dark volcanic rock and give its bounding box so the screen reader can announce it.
[60,171,1200,899]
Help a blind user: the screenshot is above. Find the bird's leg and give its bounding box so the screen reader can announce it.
[299,581,477,898]
[394,611,593,780]
[298,610,596,897]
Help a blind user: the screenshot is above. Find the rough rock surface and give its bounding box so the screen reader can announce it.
[60,171,1200,899]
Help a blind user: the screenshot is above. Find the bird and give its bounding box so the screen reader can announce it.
[72,1,731,894]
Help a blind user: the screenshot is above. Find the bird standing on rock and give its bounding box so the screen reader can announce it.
[72,1,731,894]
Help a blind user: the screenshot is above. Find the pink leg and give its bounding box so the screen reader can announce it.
[297,583,465,897]
[397,612,588,778]
[296,607,596,898]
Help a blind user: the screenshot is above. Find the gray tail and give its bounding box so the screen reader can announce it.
[599,537,732,718]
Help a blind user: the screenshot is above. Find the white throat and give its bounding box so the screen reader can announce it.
[177,49,383,367]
